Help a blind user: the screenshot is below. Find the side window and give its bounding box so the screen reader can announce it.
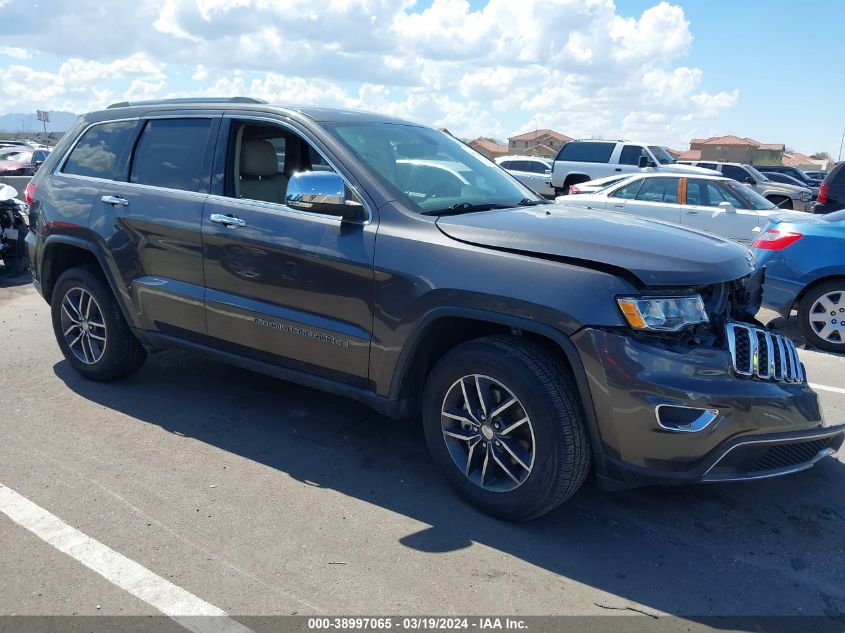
[635,178,679,203]
[693,181,745,208]
[619,145,646,166]
[62,121,137,180]
[612,179,644,199]
[228,122,338,207]
[511,160,531,171]
[698,163,718,170]
[832,165,845,185]
[530,161,550,174]
[557,142,614,163]
[130,119,213,193]
[721,165,750,183]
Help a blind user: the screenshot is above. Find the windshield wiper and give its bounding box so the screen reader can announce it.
[421,198,549,216]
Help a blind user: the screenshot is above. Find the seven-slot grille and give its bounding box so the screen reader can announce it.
[726,323,804,382]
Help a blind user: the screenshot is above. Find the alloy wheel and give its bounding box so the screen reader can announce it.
[440,374,535,492]
[60,287,108,364]
[808,290,845,346]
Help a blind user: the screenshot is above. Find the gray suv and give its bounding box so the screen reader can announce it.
[25,98,844,520]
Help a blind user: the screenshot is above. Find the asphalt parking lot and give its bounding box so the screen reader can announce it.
[2,277,845,630]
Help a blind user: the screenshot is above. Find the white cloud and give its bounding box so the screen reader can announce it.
[0,0,736,144]
[0,46,31,59]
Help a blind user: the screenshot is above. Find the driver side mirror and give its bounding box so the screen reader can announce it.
[718,201,736,214]
[745,177,756,185]
[637,156,655,169]
[285,171,365,221]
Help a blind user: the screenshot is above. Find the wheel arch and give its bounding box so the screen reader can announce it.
[389,307,605,468]
[563,173,592,189]
[793,273,845,310]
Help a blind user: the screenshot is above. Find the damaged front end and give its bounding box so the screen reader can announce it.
[0,184,30,278]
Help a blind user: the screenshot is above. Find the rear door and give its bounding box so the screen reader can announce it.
[200,115,376,385]
[95,115,219,337]
[682,178,760,243]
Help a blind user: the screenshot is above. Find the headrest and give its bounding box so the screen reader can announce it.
[240,139,278,177]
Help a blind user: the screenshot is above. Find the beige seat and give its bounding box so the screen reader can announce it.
[240,139,288,204]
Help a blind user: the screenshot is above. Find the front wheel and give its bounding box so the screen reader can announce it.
[422,336,591,520]
[51,265,147,381]
[798,280,845,353]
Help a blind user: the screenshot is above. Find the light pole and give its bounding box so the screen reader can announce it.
[838,126,844,162]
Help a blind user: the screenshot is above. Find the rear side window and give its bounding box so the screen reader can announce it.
[62,121,136,180]
[130,118,213,193]
[612,179,644,199]
[556,142,614,164]
[636,177,679,203]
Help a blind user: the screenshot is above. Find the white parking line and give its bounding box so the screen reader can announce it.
[810,383,845,396]
[0,483,254,633]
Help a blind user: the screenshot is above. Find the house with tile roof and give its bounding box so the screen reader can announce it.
[686,135,785,164]
[468,138,508,160]
[507,129,573,158]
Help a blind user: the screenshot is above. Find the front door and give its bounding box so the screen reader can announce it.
[682,178,759,243]
[201,117,376,385]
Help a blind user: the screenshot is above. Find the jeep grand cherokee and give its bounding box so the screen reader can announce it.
[25,98,844,520]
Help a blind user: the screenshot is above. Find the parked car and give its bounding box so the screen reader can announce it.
[0,184,29,276]
[761,171,819,198]
[805,170,828,181]
[755,164,822,189]
[812,161,845,214]
[26,98,844,520]
[567,174,631,195]
[679,161,813,211]
[495,155,554,197]
[557,173,804,244]
[0,147,50,176]
[0,140,33,149]
[551,140,718,196]
[754,210,845,352]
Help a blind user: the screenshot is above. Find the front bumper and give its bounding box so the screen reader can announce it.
[794,198,813,212]
[572,327,844,489]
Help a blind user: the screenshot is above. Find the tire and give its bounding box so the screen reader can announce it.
[767,195,793,210]
[797,279,845,353]
[51,265,147,381]
[422,335,591,520]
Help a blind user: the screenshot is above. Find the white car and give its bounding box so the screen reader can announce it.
[556,173,806,244]
[495,155,554,197]
[567,174,631,195]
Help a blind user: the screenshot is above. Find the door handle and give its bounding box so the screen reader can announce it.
[101,195,128,207]
[614,204,625,208]
[210,213,246,228]
[686,210,699,215]
[614,168,622,172]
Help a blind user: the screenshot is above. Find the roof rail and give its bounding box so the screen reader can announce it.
[106,96,268,109]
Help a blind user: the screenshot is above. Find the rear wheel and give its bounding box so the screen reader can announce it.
[51,265,147,381]
[422,336,591,520]
[798,279,845,353]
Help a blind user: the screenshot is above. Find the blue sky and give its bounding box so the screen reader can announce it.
[0,0,842,158]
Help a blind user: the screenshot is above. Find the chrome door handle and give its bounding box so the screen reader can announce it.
[686,210,699,215]
[101,195,128,207]
[210,213,246,228]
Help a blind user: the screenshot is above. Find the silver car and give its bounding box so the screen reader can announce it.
[495,155,554,197]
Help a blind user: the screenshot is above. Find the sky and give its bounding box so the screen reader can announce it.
[0,0,842,158]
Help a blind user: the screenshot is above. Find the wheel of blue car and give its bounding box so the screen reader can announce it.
[422,335,591,520]
[798,279,845,353]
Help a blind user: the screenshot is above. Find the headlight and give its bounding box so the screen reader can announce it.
[617,295,709,332]
[799,191,810,201]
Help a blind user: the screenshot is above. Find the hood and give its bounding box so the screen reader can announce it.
[660,163,721,175]
[760,180,810,195]
[436,204,754,287]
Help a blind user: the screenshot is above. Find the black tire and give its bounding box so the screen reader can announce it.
[797,279,845,353]
[422,335,591,520]
[767,195,793,210]
[51,265,147,381]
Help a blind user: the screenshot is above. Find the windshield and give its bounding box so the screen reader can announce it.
[323,123,542,214]
[648,146,676,165]
[725,181,776,210]
[745,165,771,182]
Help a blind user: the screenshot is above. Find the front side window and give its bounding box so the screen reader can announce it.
[619,145,647,166]
[686,179,748,208]
[62,120,136,179]
[721,164,751,183]
[129,118,213,193]
[635,177,679,203]
[324,122,540,214]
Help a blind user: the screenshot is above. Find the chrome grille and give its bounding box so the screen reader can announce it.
[726,323,804,383]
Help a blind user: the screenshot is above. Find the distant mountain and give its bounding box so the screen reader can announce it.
[0,111,79,133]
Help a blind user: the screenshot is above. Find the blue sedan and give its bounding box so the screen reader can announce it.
[754,209,845,352]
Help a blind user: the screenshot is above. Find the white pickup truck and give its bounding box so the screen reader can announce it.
[551,140,718,196]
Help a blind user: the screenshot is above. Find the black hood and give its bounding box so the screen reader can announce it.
[436,204,754,287]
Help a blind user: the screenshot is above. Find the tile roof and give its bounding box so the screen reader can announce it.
[781,152,815,167]
[508,129,573,142]
[700,135,758,146]
[678,149,701,161]
[757,143,785,151]
[469,138,507,152]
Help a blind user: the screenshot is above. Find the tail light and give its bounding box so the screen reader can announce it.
[818,183,829,204]
[25,182,36,205]
[752,228,803,251]
[569,184,581,194]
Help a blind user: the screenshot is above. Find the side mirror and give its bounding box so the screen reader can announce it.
[285,171,365,221]
[544,168,552,175]
[745,177,756,185]
[637,156,649,169]
[718,201,736,214]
